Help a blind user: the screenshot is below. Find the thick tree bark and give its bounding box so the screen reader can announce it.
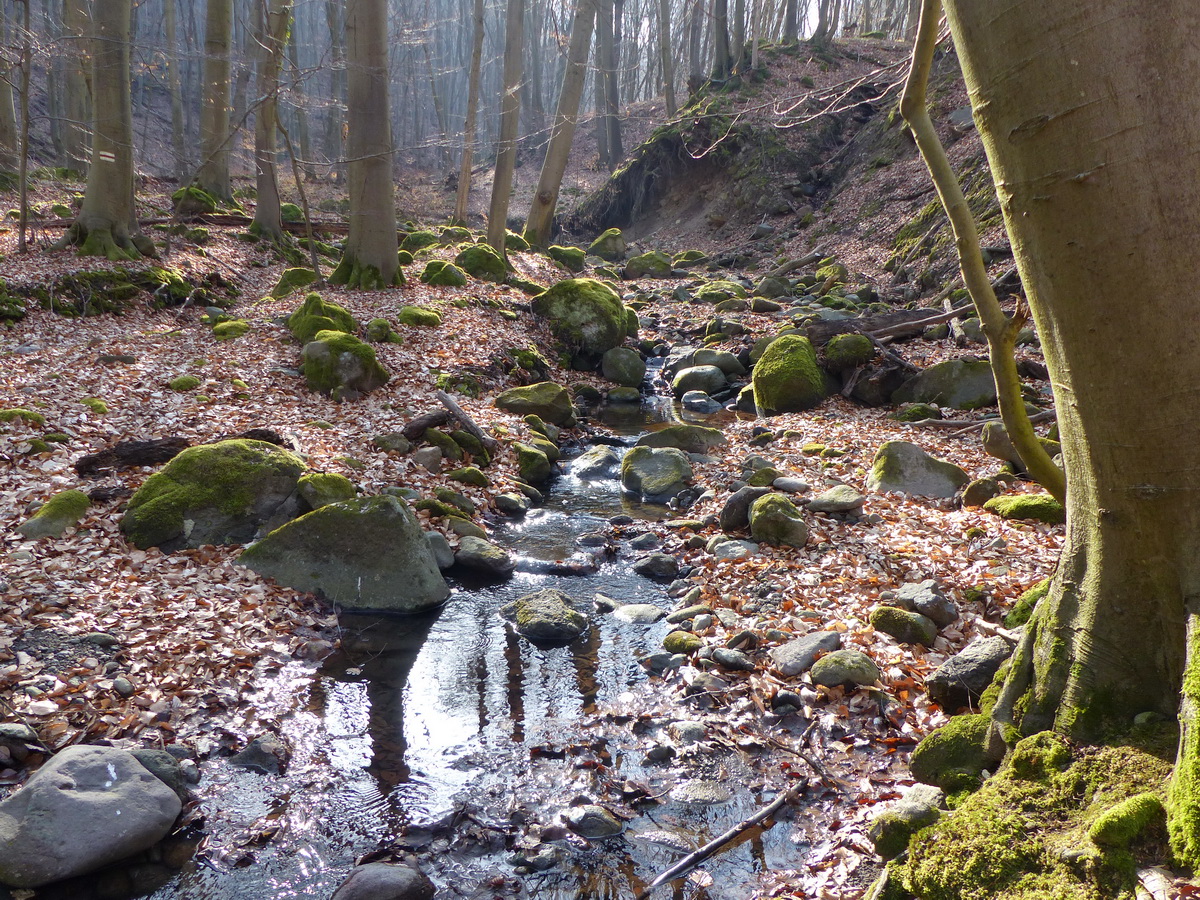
[61,0,91,173]
[453,0,485,224]
[329,0,398,288]
[62,0,150,260]
[938,0,1200,866]
[486,0,525,252]
[164,0,188,181]
[524,0,596,245]
[656,0,675,115]
[251,0,292,244]
[195,0,233,200]
[711,0,732,79]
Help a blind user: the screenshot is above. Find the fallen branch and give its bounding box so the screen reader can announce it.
[436,390,500,453]
[766,247,828,279]
[868,302,973,340]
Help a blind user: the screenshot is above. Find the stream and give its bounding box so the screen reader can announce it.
[34,391,808,900]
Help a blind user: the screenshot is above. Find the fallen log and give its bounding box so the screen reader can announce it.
[402,409,453,441]
[74,437,191,478]
[436,390,500,453]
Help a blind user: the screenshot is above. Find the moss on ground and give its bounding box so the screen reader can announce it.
[0,408,46,426]
[398,305,442,326]
[985,493,1067,525]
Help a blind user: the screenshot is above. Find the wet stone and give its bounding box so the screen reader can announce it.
[565,805,624,839]
[578,531,611,548]
[672,780,732,804]
[615,604,666,624]
[593,593,621,612]
[629,532,661,550]
[772,477,811,494]
[769,631,842,677]
[229,734,289,775]
[666,604,712,624]
[641,652,686,674]
[669,720,708,744]
[633,553,679,579]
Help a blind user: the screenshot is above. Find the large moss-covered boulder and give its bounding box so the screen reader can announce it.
[121,440,305,550]
[301,330,390,399]
[695,280,747,304]
[270,267,318,299]
[500,588,589,644]
[286,292,358,344]
[454,243,508,282]
[893,358,998,410]
[635,424,727,454]
[495,382,576,426]
[547,245,586,272]
[620,446,692,501]
[823,333,875,371]
[17,490,90,539]
[419,260,468,287]
[400,230,439,253]
[866,440,969,498]
[752,334,827,415]
[296,472,357,510]
[624,250,673,279]
[587,228,626,261]
[239,495,449,612]
[601,347,646,387]
[515,442,553,485]
[672,365,726,397]
[531,278,627,364]
[749,493,808,548]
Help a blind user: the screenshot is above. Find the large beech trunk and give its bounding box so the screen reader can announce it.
[251,0,292,244]
[196,0,233,199]
[329,0,398,288]
[942,0,1200,865]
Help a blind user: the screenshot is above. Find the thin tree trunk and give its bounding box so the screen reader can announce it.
[285,22,315,180]
[486,0,525,252]
[329,0,398,288]
[196,0,233,199]
[61,0,91,172]
[712,0,732,78]
[323,0,346,182]
[524,0,595,244]
[453,0,485,223]
[686,0,702,91]
[165,0,187,181]
[657,0,675,114]
[606,0,622,160]
[784,0,798,43]
[251,0,291,243]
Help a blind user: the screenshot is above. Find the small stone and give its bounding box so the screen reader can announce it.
[671,780,732,804]
[663,631,703,654]
[112,676,136,697]
[413,446,442,472]
[712,648,755,671]
[666,604,711,624]
[670,720,708,744]
[615,604,666,624]
[770,631,842,677]
[870,606,939,646]
[633,553,679,579]
[806,484,866,513]
[810,649,881,687]
[640,652,686,673]
[230,734,289,775]
[772,477,811,494]
[565,804,625,838]
[629,532,661,550]
[455,535,516,577]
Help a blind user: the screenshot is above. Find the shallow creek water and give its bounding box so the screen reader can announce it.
[48,396,806,900]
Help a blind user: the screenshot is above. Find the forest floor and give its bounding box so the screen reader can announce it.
[0,37,1136,900]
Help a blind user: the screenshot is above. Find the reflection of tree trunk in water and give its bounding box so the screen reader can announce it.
[473,606,490,734]
[336,612,441,795]
[505,629,526,743]
[572,627,601,715]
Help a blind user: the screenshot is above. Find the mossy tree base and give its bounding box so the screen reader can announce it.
[60,222,143,262]
[329,256,401,290]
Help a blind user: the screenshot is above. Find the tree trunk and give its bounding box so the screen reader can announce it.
[453,0,485,224]
[605,0,623,162]
[329,0,398,288]
[656,0,675,115]
[711,0,732,78]
[165,0,188,180]
[524,0,596,245]
[251,0,291,243]
[61,0,91,173]
[486,0,524,252]
[686,0,702,92]
[783,0,798,43]
[323,0,347,183]
[937,0,1200,866]
[285,16,315,181]
[62,0,149,260]
[195,0,233,199]
[594,0,614,168]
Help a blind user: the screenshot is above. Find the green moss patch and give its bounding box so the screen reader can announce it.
[823,333,874,371]
[213,319,250,341]
[454,243,508,282]
[270,267,318,298]
[547,245,586,272]
[0,408,46,426]
[397,305,442,327]
[168,375,202,392]
[1006,578,1051,628]
[419,260,468,287]
[287,292,358,344]
[752,333,826,414]
[984,493,1066,525]
[81,398,108,415]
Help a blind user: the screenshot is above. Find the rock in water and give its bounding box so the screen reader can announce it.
[121,439,305,551]
[0,745,181,888]
[455,535,517,577]
[238,495,450,612]
[495,381,576,427]
[620,446,693,501]
[501,588,589,644]
[565,804,624,838]
[331,863,436,900]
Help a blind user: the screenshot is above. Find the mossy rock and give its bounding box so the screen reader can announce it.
[620,446,692,501]
[419,260,468,287]
[439,226,473,244]
[624,250,673,279]
[505,230,530,251]
[745,466,782,487]
[624,306,640,338]
[173,185,219,215]
[365,318,397,343]
[297,472,357,510]
[752,334,827,415]
[455,243,508,282]
[909,713,1002,793]
[531,278,628,365]
[587,228,626,261]
[400,230,439,253]
[823,333,874,371]
[434,486,477,515]
[0,408,46,426]
[635,424,726,454]
[121,439,305,550]
[893,358,998,410]
[984,493,1066,525]
[397,305,443,327]
[495,382,576,427]
[451,430,491,465]
[280,202,304,222]
[501,588,588,643]
[891,402,942,422]
[871,605,938,646]
[423,428,464,462]
[601,347,646,387]
[17,489,90,539]
[810,649,881,687]
[815,259,848,285]
[663,630,702,655]
[867,440,970,499]
[1005,578,1051,628]
[169,375,202,392]
[287,292,358,344]
[547,245,586,272]
[515,442,553,485]
[213,319,249,341]
[81,398,108,415]
[673,249,708,268]
[270,267,318,298]
[695,280,748,304]
[749,492,808,548]
[448,466,490,487]
[301,330,390,399]
[397,249,415,267]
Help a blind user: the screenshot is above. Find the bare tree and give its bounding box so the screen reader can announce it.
[454,0,485,224]
[250,0,292,243]
[194,0,233,200]
[486,0,525,252]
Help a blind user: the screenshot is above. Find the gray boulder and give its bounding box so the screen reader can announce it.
[238,495,450,612]
[601,347,647,387]
[121,439,305,551]
[331,863,436,900]
[869,784,945,860]
[572,445,622,479]
[455,535,516,577]
[621,446,693,501]
[495,381,576,426]
[895,579,958,627]
[632,553,679,579]
[926,636,1013,709]
[866,441,970,498]
[636,424,727,454]
[672,365,727,397]
[720,485,771,532]
[501,588,589,643]
[301,330,390,399]
[0,746,181,888]
[810,649,881,687]
[806,484,865,513]
[693,348,748,376]
[892,358,997,410]
[565,804,624,838]
[749,493,808,548]
[681,391,722,413]
[770,631,842,677]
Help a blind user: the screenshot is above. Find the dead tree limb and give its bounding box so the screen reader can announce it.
[766,247,828,279]
[436,390,500,453]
